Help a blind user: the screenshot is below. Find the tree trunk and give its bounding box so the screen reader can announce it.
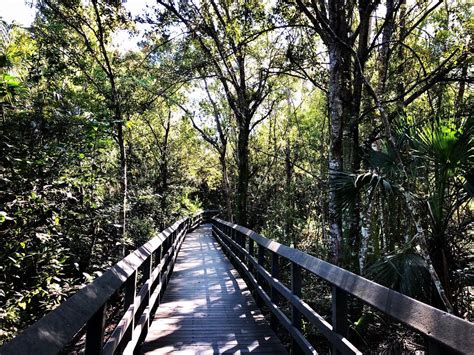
[378,194,386,254]
[377,0,396,95]
[285,142,294,245]
[327,43,346,265]
[219,148,233,222]
[236,123,250,226]
[159,113,171,229]
[346,2,371,269]
[396,0,407,111]
[117,120,127,257]
[359,199,373,274]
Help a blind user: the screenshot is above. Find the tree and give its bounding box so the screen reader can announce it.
[153,0,284,225]
[37,0,131,254]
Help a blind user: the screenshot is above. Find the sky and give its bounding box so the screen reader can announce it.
[0,0,37,26]
[0,0,153,27]
[0,0,154,51]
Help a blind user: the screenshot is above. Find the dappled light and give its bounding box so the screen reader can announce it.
[142,224,287,354]
[0,0,472,353]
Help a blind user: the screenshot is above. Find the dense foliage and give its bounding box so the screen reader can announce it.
[0,0,472,351]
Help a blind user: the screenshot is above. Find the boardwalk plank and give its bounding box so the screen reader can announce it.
[141,224,288,354]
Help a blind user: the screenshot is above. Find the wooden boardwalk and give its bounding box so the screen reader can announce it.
[141,224,288,354]
[3,214,472,354]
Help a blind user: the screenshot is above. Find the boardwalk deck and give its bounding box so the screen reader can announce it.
[141,224,288,354]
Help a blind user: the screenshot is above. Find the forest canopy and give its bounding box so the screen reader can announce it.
[0,0,472,351]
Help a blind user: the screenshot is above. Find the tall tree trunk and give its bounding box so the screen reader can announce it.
[378,194,386,254]
[396,0,407,111]
[327,43,346,265]
[236,122,250,226]
[359,199,373,274]
[326,0,353,265]
[346,2,372,269]
[377,0,396,96]
[117,120,127,256]
[219,148,233,222]
[285,142,294,245]
[159,112,171,229]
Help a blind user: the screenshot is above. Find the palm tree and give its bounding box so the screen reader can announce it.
[334,118,472,314]
[409,119,473,309]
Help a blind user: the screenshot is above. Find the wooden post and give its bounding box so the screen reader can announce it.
[291,262,302,354]
[120,270,136,351]
[331,286,348,355]
[163,235,168,256]
[248,238,254,271]
[230,228,235,258]
[235,229,240,256]
[256,245,265,307]
[225,227,231,258]
[247,238,256,299]
[239,231,246,262]
[145,252,153,283]
[137,255,153,347]
[248,238,254,256]
[85,304,106,355]
[156,244,166,301]
[270,251,280,331]
[156,245,162,265]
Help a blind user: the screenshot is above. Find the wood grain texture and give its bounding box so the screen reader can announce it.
[141,224,287,354]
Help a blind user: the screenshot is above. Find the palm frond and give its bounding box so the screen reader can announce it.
[410,120,473,169]
[331,170,396,212]
[364,148,398,175]
[366,250,431,302]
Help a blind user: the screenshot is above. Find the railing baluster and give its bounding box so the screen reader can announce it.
[227,227,232,256]
[120,270,137,351]
[85,303,106,355]
[229,228,234,256]
[239,231,246,262]
[235,229,241,259]
[153,245,160,288]
[231,228,237,259]
[248,237,254,272]
[236,229,244,267]
[144,254,153,280]
[291,262,302,353]
[141,255,153,337]
[256,244,265,307]
[248,238,254,257]
[270,251,280,331]
[332,286,348,354]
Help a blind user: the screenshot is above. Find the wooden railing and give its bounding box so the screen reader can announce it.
[211,217,474,355]
[2,211,471,354]
[0,211,213,355]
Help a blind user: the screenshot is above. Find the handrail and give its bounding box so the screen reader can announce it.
[0,211,208,355]
[211,217,474,355]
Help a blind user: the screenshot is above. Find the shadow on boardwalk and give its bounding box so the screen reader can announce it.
[141,224,287,354]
